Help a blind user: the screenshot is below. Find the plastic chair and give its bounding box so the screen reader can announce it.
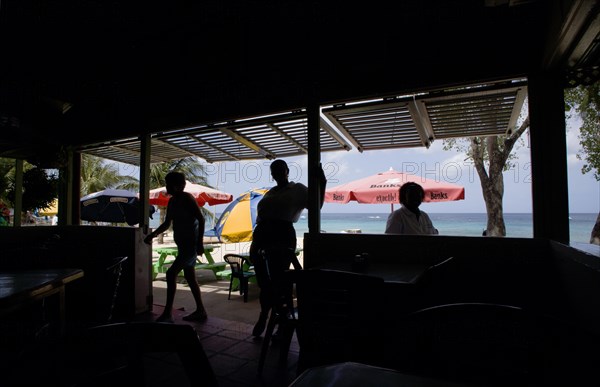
[69,255,128,329]
[100,255,128,323]
[223,253,256,303]
[256,246,302,376]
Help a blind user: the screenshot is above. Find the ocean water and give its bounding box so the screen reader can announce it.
[153,211,597,244]
[293,212,598,244]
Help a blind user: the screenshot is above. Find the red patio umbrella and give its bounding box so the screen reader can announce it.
[149,181,233,207]
[325,168,465,212]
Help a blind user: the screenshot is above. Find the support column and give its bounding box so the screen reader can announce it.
[67,150,79,225]
[528,72,569,243]
[139,134,152,231]
[307,102,321,235]
[13,159,23,226]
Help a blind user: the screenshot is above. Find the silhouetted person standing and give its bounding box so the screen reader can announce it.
[250,159,326,337]
[144,171,208,323]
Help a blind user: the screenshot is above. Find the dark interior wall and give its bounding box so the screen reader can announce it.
[303,233,552,310]
[303,233,550,266]
[303,233,600,335]
[550,241,600,335]
[0,226,152,322]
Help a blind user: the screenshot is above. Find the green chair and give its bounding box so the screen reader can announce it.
[223,254,256,303]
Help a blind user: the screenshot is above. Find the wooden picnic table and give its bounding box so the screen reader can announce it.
[152,244,226,280]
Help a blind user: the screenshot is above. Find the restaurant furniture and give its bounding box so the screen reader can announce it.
[152,244,225,280]
[255,247,302,375]
[288,361,467,387]
[294,269,386,375]
[0,226,153,320]
[389,302,600,387]
[94,256,128,324]
[0,268,84,335]
[303,232,595,314]
[56,322,218,387]
[237,247,303,262]
[311,261,430,285]
[257,253,301,376]
[0,268,85,384]
[223,253,256,302]
[224,248,302,289]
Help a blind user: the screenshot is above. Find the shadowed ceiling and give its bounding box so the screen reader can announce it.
[1,0,598,165]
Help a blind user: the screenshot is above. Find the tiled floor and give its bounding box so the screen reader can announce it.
[135,305,300,387]
[3,278,299,387]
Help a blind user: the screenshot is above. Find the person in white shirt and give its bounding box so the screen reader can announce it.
[385,182,439,235]
[250,159,326,337]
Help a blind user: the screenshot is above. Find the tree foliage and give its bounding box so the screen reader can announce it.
[565,82,600,245]
[79,155,215,233]
[15,168,59,212]
[148,157,210,189]
[0,158,59,212]
[565,83,600,180]
[442,106,530,237]
[444,82,599,242]
[0,158,14,204]
[80,154,138,196]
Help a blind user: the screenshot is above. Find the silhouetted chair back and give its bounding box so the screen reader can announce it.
[223,253,256,303]
[415,255,543,310]
[58,322,218,387]
[391,302,600,387]
[257,246,301,376]
[295,269,385,375]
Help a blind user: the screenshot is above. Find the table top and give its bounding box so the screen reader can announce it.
[238,248,303,258]
[289,362,468,387]
[0,268,84,309]
[312,262,429,284]
[154,244,218,254]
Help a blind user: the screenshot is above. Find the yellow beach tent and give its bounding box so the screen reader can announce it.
[39,200,58,217]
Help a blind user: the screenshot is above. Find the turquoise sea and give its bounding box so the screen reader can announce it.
[157,212,596,245]
[292,212,598,244]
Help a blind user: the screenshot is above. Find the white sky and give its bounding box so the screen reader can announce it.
[205,116,598,214]
[120,116,599,214]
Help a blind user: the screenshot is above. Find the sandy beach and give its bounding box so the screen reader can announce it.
[151,234,304,267]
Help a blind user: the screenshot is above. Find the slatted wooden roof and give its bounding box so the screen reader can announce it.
[80,78,528,165]
[322,78,528,152]
[80,110,352,165]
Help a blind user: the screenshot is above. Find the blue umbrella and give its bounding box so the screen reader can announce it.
[80,189,155,226]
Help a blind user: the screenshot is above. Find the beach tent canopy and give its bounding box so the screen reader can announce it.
[38,199,58,217]
[206,188,269,243]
